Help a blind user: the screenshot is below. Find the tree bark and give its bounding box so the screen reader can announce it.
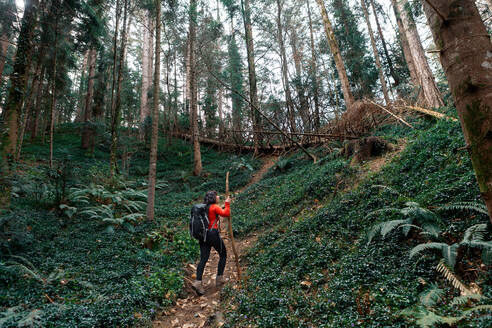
[0,31,9,87]
[30,71,47,142]
[361,0,390,105]
[0,0,16,92]
[74,50,89,122]
[275,0,297,133]
[218,87,224,138]
[371,0,400,87]
[185,35,192,129]
[422,0,492,222]
[242,0,260,154]
[315,0,354,110]
[110,0,129,177]
[16,61,42,160]
[306,0,320,130]
[216,0,224,139]
[392,0,443,108]
[289,23,310,132]
[1,0,39,169]
[393,3,419,90]
[189,0,202,176]
[139,10,152,140]
[146,0,161,221]
[89,62,110,154]
[49,15,59,169]
[81,48,97,149]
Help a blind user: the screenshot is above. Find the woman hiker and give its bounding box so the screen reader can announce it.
[192,190,231,295]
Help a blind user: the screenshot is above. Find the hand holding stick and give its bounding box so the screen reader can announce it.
[226,171,241,281]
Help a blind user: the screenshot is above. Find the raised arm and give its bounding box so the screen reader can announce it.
[212,201,230,217]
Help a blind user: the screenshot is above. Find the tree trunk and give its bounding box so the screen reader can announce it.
[218,87,224,138]
[110,0,128,177]
[371,0,400,87]
[189,0,202,176]
[74,50,89,122]
[49,16,59,169]
[306,0,320,130]
[393,3,419,90]
[185,35,192,130]
[361,0,390,105]
[31,71,47,142]
[173,49,178,135]
[139,10,152,140]
[1,0,39,168]
[147,0,161,221]
[0,0,16,94]
[81,48,97,149]
[392,0,443,108]
[315,0,354,110]
[289,24,310,132]
[89,63,110,154]
[242,0,260,154]
[422,0,492,222]
[0,31,9,87]
[275,0,296,134]
[109,0,121,175]
[216,0,224,139]
[17,61,42,160]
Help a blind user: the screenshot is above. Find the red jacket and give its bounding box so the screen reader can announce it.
[208,202,230,229]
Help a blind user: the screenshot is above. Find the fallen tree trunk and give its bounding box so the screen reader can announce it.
[404,105,457,122]
[171,132,322,153]
[224,130,358,139]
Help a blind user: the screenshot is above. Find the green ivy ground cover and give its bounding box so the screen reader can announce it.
[225,119,491,327]
[0,128,259,327]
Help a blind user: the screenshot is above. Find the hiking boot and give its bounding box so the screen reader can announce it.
[191,280,205,295]
[216,275,227,288]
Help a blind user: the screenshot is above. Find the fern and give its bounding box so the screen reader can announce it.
[4,256,64,286]
[410,242,455,265]
[366,201,442,245]
[439,202,489,216]
[402,301,492,327]
[274,157,293,172]
[462,304,492,314]
[366,219,404,245]
[0,306,22,327]
[415,310,459,328]
[462,224,488,243]
[68,184,147,229]
[59,204,77,218]
[482,247,492,265]
[17,309,43,327]
[369,184,402,196]
[436,260,471,295]
[380,219,409,238]
[419,283,444,307]
[451,293,488,306]
[365,207,400,219]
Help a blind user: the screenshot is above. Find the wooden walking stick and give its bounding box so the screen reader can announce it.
[226,171,241,280]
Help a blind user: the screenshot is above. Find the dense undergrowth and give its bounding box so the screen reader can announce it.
[0,126,259,327]
[225,119,491,327]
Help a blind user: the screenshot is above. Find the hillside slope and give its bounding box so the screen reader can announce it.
[223,119,491,327]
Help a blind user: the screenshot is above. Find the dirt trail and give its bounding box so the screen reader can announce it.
[153,156,277,328]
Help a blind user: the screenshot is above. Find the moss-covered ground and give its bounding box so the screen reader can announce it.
[224,119,491,327]
[0,126,259,327]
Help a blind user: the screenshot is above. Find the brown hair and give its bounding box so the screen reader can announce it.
[204,190,217,205]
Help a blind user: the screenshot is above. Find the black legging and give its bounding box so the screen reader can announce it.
[196,229,227,281]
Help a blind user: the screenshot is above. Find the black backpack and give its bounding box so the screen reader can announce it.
[190,204,210,242]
